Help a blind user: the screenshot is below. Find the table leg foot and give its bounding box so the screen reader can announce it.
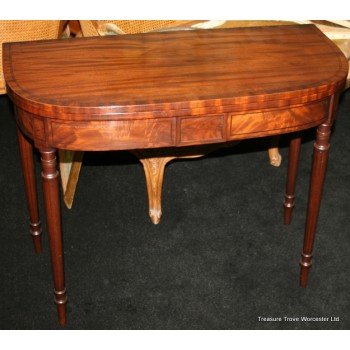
[299,254,312,288]
[57,304,67,326]
[284,134,301,225]
[299,123,331,287]
[40,148,67,325]
[16,126,43,253]
[55,288,68,326]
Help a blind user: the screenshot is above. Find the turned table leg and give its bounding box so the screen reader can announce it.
[284,134,301,225]
[300,123,331,288]
[16,126,42,253]
[40,148,67,326]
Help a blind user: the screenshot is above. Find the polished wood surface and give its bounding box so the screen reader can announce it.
[300,121,332,287]
[284,134,302,225]
[16,126,42,253]
[3,25,348,325]
[40,148,67,326]
[4,25,347,118]
[300,94,339,287]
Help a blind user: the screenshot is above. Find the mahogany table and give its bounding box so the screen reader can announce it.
[2,25,348,326]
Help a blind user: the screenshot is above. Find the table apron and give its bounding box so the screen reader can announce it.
[15,98,329,151]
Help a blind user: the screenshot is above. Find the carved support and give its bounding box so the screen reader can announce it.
[58,149,84,209]
[133,142,242,224]
[284,134,302,225]
[300,123,332,287]
[16,126,43,253]
[40,148,67,326]
[133,151,174,224]
[133,138,284,226]
[133,143,236,224]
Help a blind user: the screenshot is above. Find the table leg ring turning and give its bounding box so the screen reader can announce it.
[29,221,42,253]
[300,253,313,287]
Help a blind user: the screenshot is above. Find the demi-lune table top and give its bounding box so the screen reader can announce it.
[3,24,348,119]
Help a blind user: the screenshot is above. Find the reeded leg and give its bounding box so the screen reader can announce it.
[134,152,174,224]
[300,123,331,288]
[16,126,42,253]
[40,148,67,326]
[284,134,301,225]
[268,136,282,167]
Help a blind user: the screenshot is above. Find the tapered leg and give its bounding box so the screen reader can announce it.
[40,148,67,326]
[300,123,331,288]
[284,134,302,225]
[16,126,42,253]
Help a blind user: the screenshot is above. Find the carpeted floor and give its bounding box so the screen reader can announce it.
[0,91,349,330]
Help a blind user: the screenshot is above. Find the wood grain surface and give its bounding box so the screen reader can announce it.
[3,25,348,119]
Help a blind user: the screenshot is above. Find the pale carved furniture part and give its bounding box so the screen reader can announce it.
[3,25,348,325]
[133,143,235,224]
[133,153,175,225]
